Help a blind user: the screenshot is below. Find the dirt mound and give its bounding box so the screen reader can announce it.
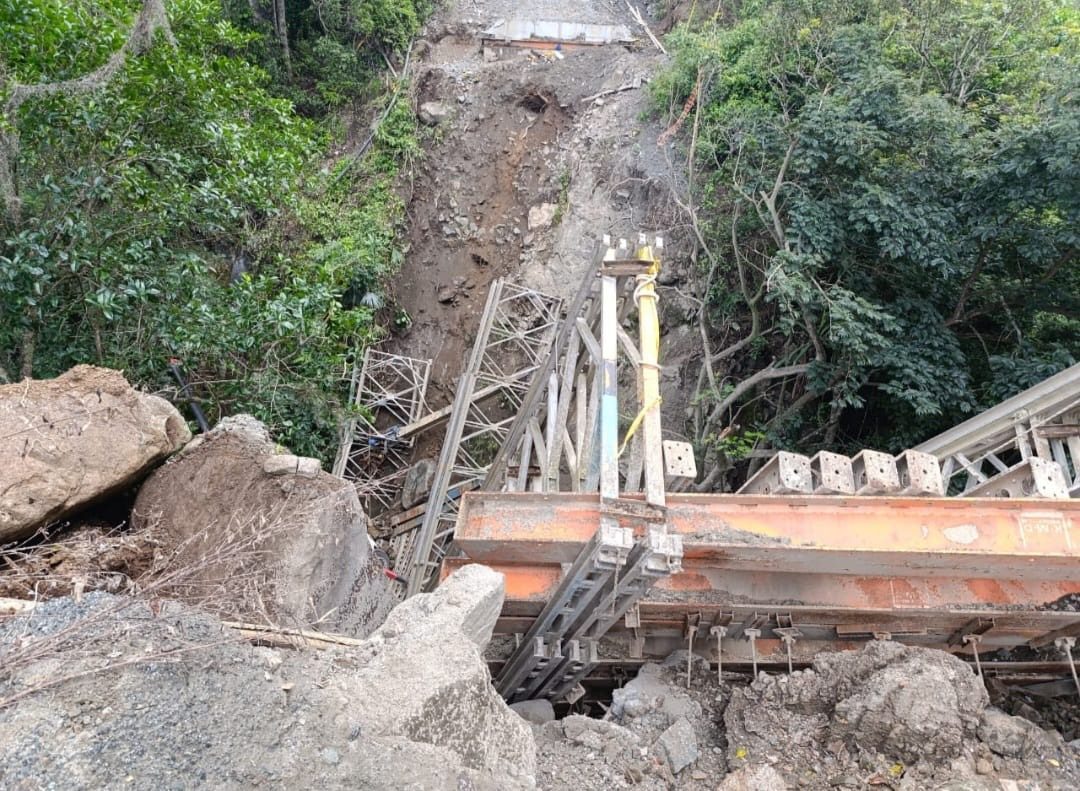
[724,641,1079,789]
[132,415,395,637]
[528,643,1080,790]
[0,365,189,542]
[0,565,532,790]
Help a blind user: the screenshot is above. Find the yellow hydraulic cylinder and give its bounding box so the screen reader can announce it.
[634,236,664,507]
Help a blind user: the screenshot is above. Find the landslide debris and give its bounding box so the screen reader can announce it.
[132,415,396,637]
[0,565,532,791]
[527,644,1079,790]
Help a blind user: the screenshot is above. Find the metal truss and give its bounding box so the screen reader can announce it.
[484,235,687,701]
[333,348,431,515]
[484,235,693,501]
[402,279,563,595]
[914,363,1080,497]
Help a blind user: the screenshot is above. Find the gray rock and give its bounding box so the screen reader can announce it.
[725,641,988,765]
[353,565,534,780]
[656,716,698,774]
[612,662,702,723]
[262,454,322,477]
[401,457,436,509]
[978,707,1045,758]
[527,203,557,230]
[0,365,190,542]
[376,563,503,652]
[0,571,534,790]
[132,415,394,637]
[510,699,555,725]
[562,714,639,759]
[419,101,452,125]
[716,765,790,790]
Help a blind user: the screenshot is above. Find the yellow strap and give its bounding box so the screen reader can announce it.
[618,395,663,457]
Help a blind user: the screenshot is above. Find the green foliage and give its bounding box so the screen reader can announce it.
[0,0,418,458]
[711,428,765,461]
[657,0,1079,451]
[225,0,436,114]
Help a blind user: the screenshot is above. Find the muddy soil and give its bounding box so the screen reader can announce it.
[388,1,700,436]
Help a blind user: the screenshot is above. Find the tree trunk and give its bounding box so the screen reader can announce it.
[272,0,292,79]
[19,328,34,380]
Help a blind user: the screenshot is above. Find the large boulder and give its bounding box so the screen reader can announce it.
[346,564,535,781]
[131,415,394,637]
[725,641,989,765]
[0,365,189,542]
[0,565,536,790]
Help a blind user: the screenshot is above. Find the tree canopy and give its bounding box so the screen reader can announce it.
[0,0,425,456]
[654,0,1079,481]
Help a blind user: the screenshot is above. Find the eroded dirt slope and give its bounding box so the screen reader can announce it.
[389,2,697,420]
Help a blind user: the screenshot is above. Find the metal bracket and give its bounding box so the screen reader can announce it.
[810,451,855,494]
[738,451,812,495]
[962,633,984,677]
[963,457,1069,499]
[851,450,901,495]
[744,628,762,678]
[949,617,995,647]
[710,625,728,683]
[895,450,946,496]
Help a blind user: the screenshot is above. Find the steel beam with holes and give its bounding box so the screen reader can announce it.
[452,492,1079,578]
[446,560,1080,665]
[493,522,633,699]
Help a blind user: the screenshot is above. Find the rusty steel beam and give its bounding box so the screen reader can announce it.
[453,492,1079,579]
[444,558,1080,614]
[445,558,1080,624]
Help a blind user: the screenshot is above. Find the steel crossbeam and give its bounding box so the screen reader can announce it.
[453,492,1079,576]
[444,490,1080,667]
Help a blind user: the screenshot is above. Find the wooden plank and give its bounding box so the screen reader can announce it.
[616,324,642,367]
[575,317,602,363]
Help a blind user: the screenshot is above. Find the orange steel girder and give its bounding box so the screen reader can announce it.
[452,492,1079,581]
[443,492,1080,656]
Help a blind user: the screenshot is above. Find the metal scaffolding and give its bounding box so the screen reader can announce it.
[484,235,695,500]
[402,279,563,595]
[915,362,1080,497]
[486,235,688,702]
[333,349,431,515]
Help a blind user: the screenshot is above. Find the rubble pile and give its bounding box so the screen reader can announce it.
[0,566,532,790]
[525,644,1079,790]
